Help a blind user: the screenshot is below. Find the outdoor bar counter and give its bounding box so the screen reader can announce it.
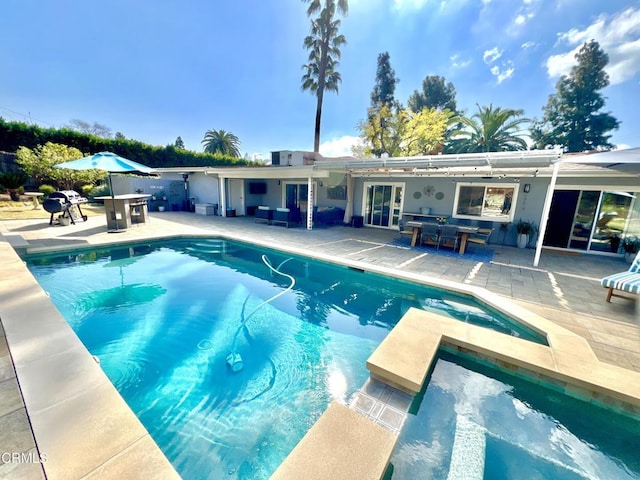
[95,194,151,230]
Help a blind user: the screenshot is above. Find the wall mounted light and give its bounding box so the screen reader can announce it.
[524,183,531,193]
[277,180,281,185]
[319,181,323,187]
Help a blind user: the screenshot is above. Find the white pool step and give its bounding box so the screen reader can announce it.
[447,415,486,480]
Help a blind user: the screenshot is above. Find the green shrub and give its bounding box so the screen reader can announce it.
[81,184,94,196]
[87,184,111,202]
[38,184,56,196]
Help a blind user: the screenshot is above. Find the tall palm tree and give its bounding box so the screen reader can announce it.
[448,104,530,153]
[201,129,241,157]
[301,0,348,153]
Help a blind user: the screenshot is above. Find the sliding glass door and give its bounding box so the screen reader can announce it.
[363,182,404,228]
[545,189,638,253]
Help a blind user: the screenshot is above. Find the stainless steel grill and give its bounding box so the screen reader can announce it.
[43,190,88,226]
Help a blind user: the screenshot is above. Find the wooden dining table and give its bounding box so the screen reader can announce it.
[406,221,479,254]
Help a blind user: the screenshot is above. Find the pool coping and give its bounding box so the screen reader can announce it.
[3,230,640,479]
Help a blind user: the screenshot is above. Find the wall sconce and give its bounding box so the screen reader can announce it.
[524,184,531,193]
[277,180,281,185]
[319,181,323,187]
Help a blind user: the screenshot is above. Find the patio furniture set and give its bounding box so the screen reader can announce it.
[401,220,493,255]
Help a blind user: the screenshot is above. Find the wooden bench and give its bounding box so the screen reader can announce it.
[601,251,640,302]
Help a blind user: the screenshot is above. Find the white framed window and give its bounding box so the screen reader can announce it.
[452,182,519,222]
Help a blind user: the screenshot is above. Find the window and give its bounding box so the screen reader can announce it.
[452,183,518,222]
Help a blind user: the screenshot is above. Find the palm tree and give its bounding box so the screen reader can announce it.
[447,104,530,153]
[301,0,348,153]
[201,129,241,157]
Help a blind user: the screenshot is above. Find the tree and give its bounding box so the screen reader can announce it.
[174,136,185,149]
[201,129,241,157]
[357,104,405,158]
[448,104,530,153]
[16,142,104,190]
[115,132,126,141]
[370,52,398,109]
[408,75,457,113]
[67,119,113,138]
[401,108,455,156]
[532,40,619,152]
[301,0,348,153]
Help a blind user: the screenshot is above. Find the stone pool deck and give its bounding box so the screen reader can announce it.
[1,211,639,479]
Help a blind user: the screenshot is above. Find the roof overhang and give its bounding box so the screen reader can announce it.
[203,165,329,179]
[561,147,640,177]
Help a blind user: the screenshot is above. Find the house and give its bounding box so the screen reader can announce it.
[116,148,640,267]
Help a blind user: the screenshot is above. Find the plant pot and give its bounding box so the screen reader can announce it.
[58,216,70,226]
[158,206,165,212]
[517,233,529,249]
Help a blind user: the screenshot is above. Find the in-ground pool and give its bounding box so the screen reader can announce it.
[27,237,544,479]
[391,350,640,480]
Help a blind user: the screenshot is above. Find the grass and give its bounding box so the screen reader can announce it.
[0,197,105,221]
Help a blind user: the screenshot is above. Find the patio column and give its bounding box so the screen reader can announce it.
[220,177,227,217]
[307,176,314,230]
[534,162,560,267]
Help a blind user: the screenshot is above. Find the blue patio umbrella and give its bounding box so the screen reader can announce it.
[55,152,155,232]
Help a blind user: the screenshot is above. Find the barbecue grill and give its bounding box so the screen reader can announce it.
[43,190,89,226]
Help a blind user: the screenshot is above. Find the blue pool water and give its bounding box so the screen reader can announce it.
[27,238,544,479]
[391,350,640,480]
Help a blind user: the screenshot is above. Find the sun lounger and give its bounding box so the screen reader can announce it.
[600,252,640,302]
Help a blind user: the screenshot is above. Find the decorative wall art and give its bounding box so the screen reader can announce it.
[423,185,435,197]
[435,192,445,200]
[413,191,422,199]
[327,185,347,200]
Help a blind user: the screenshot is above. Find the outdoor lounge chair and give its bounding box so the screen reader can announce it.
[272,207,297,228]
[600,251,640,302]
[255,206,272,224]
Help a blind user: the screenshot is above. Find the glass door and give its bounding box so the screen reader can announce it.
[364,182,404,228]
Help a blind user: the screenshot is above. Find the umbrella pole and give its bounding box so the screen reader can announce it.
[107,173,122,233]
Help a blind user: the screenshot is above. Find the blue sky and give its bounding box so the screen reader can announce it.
[1,0,639,159]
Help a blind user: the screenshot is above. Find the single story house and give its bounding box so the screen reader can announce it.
[112,148,640,267]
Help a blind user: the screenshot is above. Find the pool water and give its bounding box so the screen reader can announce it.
[391,350,640,480]
[27,238,544,479]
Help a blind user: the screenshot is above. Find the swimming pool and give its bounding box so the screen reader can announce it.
[26,237,545,479]
[391,350,640,479]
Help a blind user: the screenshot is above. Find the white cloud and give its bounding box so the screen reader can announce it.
[483,47,503,64]
[514,14,526,25]
[521,41,536,49]
[450,54,471,69]
[546,7,640,85]
[319,135,361,157]
[490,61,515,84]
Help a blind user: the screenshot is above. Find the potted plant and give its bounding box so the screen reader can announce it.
[0,172,29,201]
[515,219,537,249]
[152,191,167,211]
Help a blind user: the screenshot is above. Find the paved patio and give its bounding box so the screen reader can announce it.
[1,211,639,478]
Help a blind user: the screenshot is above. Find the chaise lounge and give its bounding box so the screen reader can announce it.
[600,251,640,302]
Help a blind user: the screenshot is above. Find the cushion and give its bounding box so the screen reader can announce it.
[601,272,640,294]
[630,251,640,273]
[258,206,271,210]
[276,208,290,213]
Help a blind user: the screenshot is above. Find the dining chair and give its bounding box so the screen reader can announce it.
[467,228,494,246]
[420,222,440,247]
[438,224,460,250]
